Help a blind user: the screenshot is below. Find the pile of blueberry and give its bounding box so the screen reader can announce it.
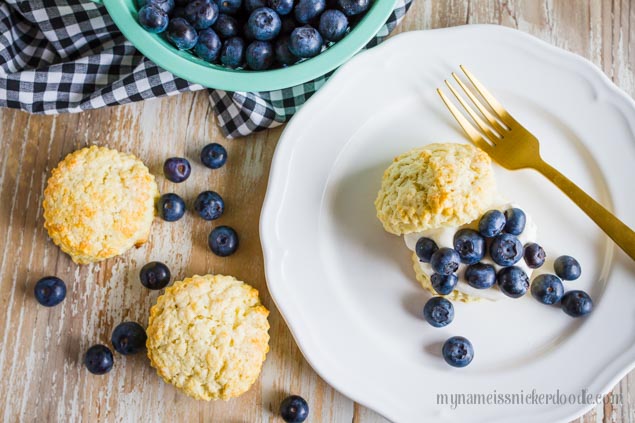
[136,0,372,70]
[158,142,239,257]
[417,207,593,368]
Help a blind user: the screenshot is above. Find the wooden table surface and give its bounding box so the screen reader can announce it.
[1,0,633,422]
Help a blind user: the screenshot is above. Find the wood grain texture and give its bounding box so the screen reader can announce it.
[0,0,632,422]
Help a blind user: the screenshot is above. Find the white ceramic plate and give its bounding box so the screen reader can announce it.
[260,25,635,423]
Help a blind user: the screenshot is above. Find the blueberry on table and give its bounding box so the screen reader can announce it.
[497,266,529,298]
[194,191,225,220]
[530,274,564,305]
[464,263,496,289]
[442,336,474,368]
[489,233,523,266]
[209,226,239,256]
[415,237,438,263]
[220,37,245,68]
[245,0,267,12]
[166,18,199,50]
[561,290,593,317]
[267,0,294,15]
[431,273,458,295]
[111,322,147,355]
[138,6,169,33]
[478,209,506,238]
[248,7,282,41]
[34,276,66,307]
[453,228,485,265]
[157,193,186,221]
[523,242,546,269]
[294,0,326,24]
[318,9,348,42]
[280,395,309,423]
[289,26,323,58]
[194,28,223,61]
[504,207,526,235]
[138,0,175,14]
[336,0,369,16]
[213,13,240,38]
[429,247,460,275]
[84,345,114,375]
[215,0,242,14]
[554,255,582,280]
[423,297,454,328]
[201,142,228,168]
[163,157,191,182]
[274,36,298,66]
[185,0,219,29]
[139,261,171,290]
[246,40,275,69]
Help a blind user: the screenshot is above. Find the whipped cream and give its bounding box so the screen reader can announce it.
[404,203,538,301]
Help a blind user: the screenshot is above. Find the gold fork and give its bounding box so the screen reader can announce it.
[437,65,635,261]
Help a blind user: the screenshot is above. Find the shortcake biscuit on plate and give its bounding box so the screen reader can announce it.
[43,146,158,264]
[146,274,270,401]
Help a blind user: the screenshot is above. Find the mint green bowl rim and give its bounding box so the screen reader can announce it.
[96,0,397,92]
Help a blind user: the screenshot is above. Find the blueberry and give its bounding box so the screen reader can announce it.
[209,226,239,256]
[429,247,460,275]
[194,191,225,220]
[245,40,274,69]
[523,242,546,269]
[138,0,175,14]
[289,26,323,58]
[138,6,169,33]
[166,17,199,49]
[245,0,267,12]
[530,274,564,305]
[294,0,325,24]
[554,255,581,281]
[489,233,523,266]
[280,14,296,34]
[213,13,239,38]
[84,345,114,375]
[318,9,348,42]
[247,7,281,41]
[497,266,529,298]
[274,36,298,66]
[267,0,294,15]
[185,0,219,29]
[336,0,369,16]
[157,193,186,221]
[430,273,458,295]
[453,229,485,265]
[504,208,526,235]
[163,157,191,182]
[215,0,242,14]
[415,237,438,263]
[478,209,506,238]
[280,395,309,423]
[464,263,496,289]
[139,261,171,290]
[561,290,593,317]
[442,336,474,368]
[201,143,228,168]
[194,28,222,61]
[34,276,66,307]
[111,322,147,355]
[220,37,245,67]
[422,297,454,328]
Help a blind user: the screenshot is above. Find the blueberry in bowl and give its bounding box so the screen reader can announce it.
[490,233,523,266]
[289,26,323,58]
[530,274,564,305]
[184,0,219,29]
[248,7,282,41]
[166,17,199,49]
[561,290,593,317]
[497,266,529,298]
[138,5,170,33]
[246,40,275,69]
[523,242,546,269]
[554,255,582,281]
[453,228,485,265]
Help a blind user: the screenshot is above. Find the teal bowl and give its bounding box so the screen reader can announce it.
[93,0,397,91]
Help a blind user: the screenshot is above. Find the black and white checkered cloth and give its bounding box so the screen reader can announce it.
[0,0,412,138]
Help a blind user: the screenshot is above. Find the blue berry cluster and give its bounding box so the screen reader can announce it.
[417,207,593,368]
[137,0,372,70]
[84,322,148,375]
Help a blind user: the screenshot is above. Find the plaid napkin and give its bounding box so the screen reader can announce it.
[0,0,412,138]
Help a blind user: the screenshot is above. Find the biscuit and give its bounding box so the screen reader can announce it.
[375,143,496,235]
[43,146,158,264]
[411,253,480,303]
[146,274,270,401]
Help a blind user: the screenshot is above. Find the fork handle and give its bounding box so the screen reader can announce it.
[535,160,635,261]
